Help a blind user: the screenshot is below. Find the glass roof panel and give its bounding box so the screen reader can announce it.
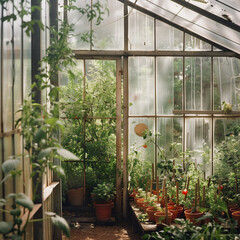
[188,0,240,26]
[122,0,240,54]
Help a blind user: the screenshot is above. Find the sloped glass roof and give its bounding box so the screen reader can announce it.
[121,0,240,54]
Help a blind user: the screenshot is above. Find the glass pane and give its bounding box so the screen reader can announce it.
[185,33,211,51]
[59,60,84,86]
[129,57,155,116]
[185,57,211,111]
[157,57,183,115]
[68,0,91,50]
[93,0,124,50]
[185,118,212,176]
[214,57,240,111]
[85,60,116,117]
[128,8,154,50]
[129,118,155,188]
[23,0,31,99]
[15,134,23,194]
[3,2,13,132]
[156,20,183,50]
[214,119,240,187]
[157,118,183,159]
[14,0,22,121]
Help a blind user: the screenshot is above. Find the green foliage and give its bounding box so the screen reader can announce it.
[60,60,117,190]
[142,219,239,240]
[214,135,240,202]
[128,147,152,190]
[91,182,115,204]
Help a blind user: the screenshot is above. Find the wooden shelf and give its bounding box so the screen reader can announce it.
[130,201,157,232]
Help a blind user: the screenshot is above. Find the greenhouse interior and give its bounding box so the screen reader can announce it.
[1,0,240,239]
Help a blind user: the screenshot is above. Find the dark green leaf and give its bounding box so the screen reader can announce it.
[0,221,13,234]
[51,215,70,238]
[57,148,79,160]
[16,195,34,211]
[2,159,20,174]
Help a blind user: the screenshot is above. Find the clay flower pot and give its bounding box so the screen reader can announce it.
[232,211,240,226]
[146,208,160,222]
[93,201,114,221]
[136,198,146,210]
[143,203,151,213]
[184,209,204,226]
[229,207,240,216]
[67,187,84,206]
[168,205,184,221]
[154,211,173,227]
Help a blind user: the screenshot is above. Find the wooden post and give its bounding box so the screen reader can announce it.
[184,176,190,201]
[122,2,129,219]
[116,58,122,219]
[193,183,197,212]
[152,163,154,181]
[207,177,211,188]
[202,186,205,207]
[162,177,166,200]
[156,176,159,203]
[176,181,179,206]
[165,188,168,219]
[172,160,175,180]
[197,178,200,205]
[150,178,153,195]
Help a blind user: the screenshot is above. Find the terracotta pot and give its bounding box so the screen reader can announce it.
[67,187,84,206]
[146,207,159,222]
[184,209,204,226]
[168,205,184,221]
[229,207,240,216]
[143,204,153,213]
[167,202,175,207]
[93,201,114,221]
[232,211,240,226]
[154,211,173,227]
[134,196,141,204]
[137,198,146,210]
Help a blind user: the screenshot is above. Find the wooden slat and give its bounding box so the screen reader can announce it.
[21,203,42,230]
[43,181,59,202]
[116,58,122,219]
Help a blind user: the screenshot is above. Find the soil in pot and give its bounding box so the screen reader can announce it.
[67,187,84,206]
[184,209,204,226]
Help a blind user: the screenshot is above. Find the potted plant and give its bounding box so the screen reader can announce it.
[62,161,84,206]
[91,182,116,221]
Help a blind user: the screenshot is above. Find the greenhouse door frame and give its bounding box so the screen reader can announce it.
[74,56,123,219]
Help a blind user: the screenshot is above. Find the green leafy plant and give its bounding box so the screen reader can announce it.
[91,182,116,204]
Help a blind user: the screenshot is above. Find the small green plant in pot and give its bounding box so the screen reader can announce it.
[62,161,84,206]
[91,182,116,221]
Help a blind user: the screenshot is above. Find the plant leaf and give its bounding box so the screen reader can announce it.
[16,195,34,211]
[38,147,57,160]
[57,148,79,160]
[12,235,23,240]
[52,165,65,179]
[0,199,6,207]
[0,221,13,234]
[2,159,20,174]
[51,215,70,238]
